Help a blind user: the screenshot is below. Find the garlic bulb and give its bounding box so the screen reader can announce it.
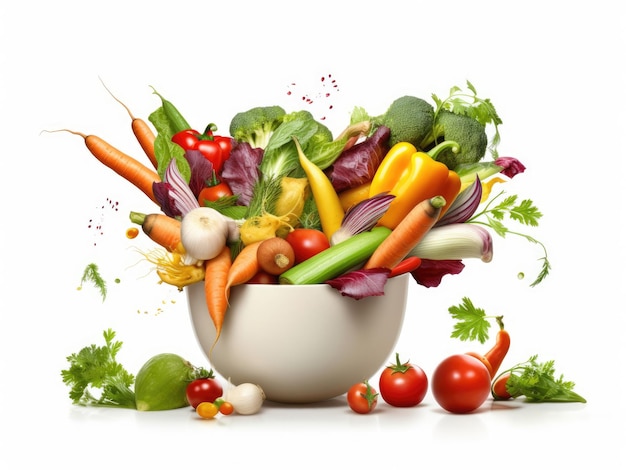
[224,383,266,415]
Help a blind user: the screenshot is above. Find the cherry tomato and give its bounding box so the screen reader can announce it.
[218,401,234,415]
[247,270,279,284]
[431,354,492,414]
[186,377,224,409]
[285,228,330,264]
[196,402,219,419]
[379,353,428,407]
[346,381,378,414]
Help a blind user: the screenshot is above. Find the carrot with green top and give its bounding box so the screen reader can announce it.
[364,196,446,270]
[129,211,182,253]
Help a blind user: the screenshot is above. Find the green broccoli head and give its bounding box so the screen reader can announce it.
[374,95,435,148]
[229,105,286,149]
[424,110,488,170]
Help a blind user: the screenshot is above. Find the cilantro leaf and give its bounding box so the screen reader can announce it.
[448,297,491,344]
[61,329,136,409]
[502,355,587,403]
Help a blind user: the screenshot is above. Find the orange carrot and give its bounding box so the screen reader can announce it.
[129,211,182,252]
[364,196,446,270]
[57,129,160,204]
[99,78,158,169]
[225,241,262,295]
[204,245,233,355]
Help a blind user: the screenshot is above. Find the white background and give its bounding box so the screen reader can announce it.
[1,1,624,468]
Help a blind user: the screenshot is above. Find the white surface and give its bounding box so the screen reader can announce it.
[1,1,624,468]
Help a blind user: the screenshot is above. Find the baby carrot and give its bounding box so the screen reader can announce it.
[204,245,233,357]
[99,78,157,169]
[58,129,160,204]
[129,211,182,253]
[364,196,446,270]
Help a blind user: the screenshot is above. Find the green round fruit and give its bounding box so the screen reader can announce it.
[134,353,195,411]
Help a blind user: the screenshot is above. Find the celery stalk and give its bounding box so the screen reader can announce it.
[279,227,392,285]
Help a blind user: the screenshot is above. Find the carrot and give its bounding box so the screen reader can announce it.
[129,211,182,253]
[364,196,446,270]
[99,78,158,169]
[204,245,233,356]
[55,129,160,204]
[225,241,262,295]
[484,319,511,378]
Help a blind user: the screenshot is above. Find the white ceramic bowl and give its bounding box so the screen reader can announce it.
[186,274,409,403]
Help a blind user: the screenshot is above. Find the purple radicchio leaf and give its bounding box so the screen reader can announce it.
[411,259,465,287]
[494,156,526,179]
[221,141,264,206]
[184,149,214,198]
[153,181,180,218]
[326,125,391,193]
[326,268,391,300]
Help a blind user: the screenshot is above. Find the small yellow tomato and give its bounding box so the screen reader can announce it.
[196,402,219,419]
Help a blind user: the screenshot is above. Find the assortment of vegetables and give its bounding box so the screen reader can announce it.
[61,329,264,417]
[58,78,585,417]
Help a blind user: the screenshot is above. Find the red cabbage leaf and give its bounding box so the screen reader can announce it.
[326,268,390,300]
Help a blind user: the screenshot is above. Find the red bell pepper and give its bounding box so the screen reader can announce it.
[171,123,232,173]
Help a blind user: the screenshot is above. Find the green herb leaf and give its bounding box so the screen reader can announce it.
[431,80,503,157]
[80,263,107,302]
[61,329,136,408]
[448,297,491,344]
[502,355,587,403]
[469,190,551,286]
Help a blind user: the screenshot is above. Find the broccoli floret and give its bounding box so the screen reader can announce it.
[229,105,286,149]
[421,110,488,170]
[372,95,435,148]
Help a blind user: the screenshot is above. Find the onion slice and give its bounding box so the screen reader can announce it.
[330,193,395,245]
[435,175,482,226]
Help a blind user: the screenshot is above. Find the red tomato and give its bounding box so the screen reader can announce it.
[431,354,492,414]
[346,381,378,414]
[198,181,233,205]
[186,377,224,409]
[285,228,330,264]
[379,353,428,407]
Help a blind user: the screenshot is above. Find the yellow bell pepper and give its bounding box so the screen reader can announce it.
[369,142,461,229]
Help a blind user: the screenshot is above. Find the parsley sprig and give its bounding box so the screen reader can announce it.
[448,297,502,344]
[497,355,587,403]
[61,329,136,408]
[468,190,551,286]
